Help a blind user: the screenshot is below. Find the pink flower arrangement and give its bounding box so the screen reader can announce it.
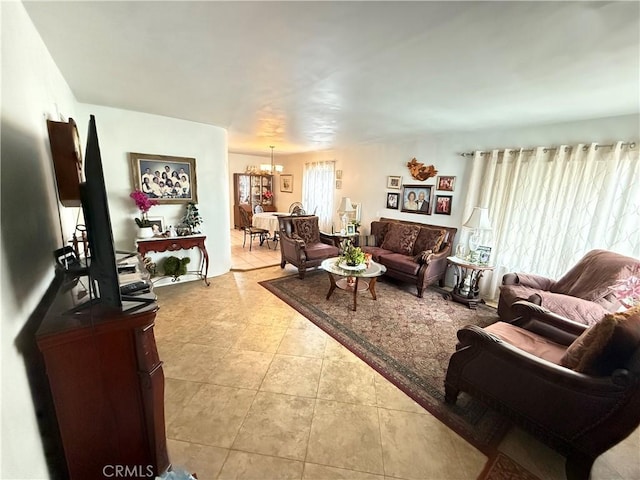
[264,190,273,200]
[130,189,158,214]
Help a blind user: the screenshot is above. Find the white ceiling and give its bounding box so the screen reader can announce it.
[24,1,640,155]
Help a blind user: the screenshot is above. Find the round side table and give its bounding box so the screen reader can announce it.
[444,256,494,309]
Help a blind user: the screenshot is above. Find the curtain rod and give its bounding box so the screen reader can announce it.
[459,141,636,158]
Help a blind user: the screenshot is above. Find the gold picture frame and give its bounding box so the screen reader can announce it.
[129,152,197,204]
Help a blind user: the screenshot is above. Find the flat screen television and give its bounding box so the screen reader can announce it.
[80,115,122,308]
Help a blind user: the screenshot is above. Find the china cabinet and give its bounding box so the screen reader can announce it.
[233,173,276,228]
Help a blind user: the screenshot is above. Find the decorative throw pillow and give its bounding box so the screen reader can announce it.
[380,223,420,255]
[413,249,434,265]
[561,304,640,376]
[413,227,446,255]
[292,218,319,244]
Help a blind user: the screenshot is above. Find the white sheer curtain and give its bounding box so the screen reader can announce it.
[464,142,640,300]
[302,160,335,232]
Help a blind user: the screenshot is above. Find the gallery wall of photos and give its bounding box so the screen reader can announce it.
[384,174,455,216]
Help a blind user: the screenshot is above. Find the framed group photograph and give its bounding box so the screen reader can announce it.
[280,174,293,193]
[437,175,456,191]
[130,152,197,204]
[386,192,399,209]
[435,195,453,215]
[401,185,432,214]
[387,175,402,189]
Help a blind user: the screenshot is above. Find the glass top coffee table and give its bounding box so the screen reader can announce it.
[320,257,387,311]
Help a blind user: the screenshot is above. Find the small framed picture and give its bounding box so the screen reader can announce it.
[401,185,432,214]
[147,216,165,236]
[435,195,452,215]
[387,175,402,189]
[336,180,342,189]
[346,224,356,235]
[437,176,455,191]
[335,170,343,180]
[280,174,293,193]
[477,245,492,265]
[386,192,399,209]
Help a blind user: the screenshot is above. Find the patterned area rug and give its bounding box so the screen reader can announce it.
[478,452,542,480]
[260,270,510,454]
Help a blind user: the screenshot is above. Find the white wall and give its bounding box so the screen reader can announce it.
[75,104,231,281]
[287,114,639,241]
[1,2,78,477]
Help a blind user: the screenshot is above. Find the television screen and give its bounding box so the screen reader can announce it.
[80,115,122,308]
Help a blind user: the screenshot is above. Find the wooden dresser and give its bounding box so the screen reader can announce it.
[36,261,169,479]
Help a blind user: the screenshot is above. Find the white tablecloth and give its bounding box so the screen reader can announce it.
[252,212,288,233]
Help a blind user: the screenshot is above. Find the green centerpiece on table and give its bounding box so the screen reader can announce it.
[340,239,365,266]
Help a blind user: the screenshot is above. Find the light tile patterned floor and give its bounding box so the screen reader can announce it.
[155,254,640,480]
[230,228,281,271]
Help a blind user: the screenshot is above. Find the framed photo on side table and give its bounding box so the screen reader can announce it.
[435,195,452,215]
[130,152,197,204]
[346,224,356,235]
[147,217,164,236]
[280,174,293,193]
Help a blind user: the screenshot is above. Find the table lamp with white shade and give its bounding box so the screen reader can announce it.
[462,207,492,261]
[337,197,355,234]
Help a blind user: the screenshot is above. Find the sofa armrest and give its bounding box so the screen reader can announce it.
[510,300,588,345]
[527,292,611,327]
[455,325,623,391]
[502,272,555,290]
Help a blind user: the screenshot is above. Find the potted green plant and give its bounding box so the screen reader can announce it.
[340,239,365,266]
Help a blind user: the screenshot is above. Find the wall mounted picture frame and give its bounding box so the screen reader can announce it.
[435,195,452,215]
[335,170,343,180]
[335,180,342,189]
[386,192,399,209]
[401,184,432,214]
[130,152,197,204]
[147,216,165,236]
[280,174,293,193]
[437,176,456,191]
[387,175,402,189]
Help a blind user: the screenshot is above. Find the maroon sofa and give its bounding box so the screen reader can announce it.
[361,218,457,297]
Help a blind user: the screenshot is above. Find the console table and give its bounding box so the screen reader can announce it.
[136,234,210,286]
[445,256,494,309]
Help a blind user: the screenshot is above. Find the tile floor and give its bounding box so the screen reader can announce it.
[230,228,281,271]
[153,241,639,480]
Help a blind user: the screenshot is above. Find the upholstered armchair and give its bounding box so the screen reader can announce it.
[278,216,340,278]
[445,301,640,480]
[498,249,640,325]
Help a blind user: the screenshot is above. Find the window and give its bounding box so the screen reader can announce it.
[302,161,335,231]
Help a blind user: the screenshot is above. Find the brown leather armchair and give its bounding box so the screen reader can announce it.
[278,215,339,278]
[498,249,640,326]
[445,301,640,480]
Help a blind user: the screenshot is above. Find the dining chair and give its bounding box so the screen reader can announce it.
[239,207,270,251]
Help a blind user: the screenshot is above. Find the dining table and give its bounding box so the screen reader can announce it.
[252,212,289,238]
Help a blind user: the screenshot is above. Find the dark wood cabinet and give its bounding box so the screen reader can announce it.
[36,268,169,479]
[233,173,275,228]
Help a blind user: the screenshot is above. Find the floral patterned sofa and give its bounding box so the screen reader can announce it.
[361,218,457,297]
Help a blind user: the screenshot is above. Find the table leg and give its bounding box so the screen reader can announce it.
[368,277,378,300]
[326,272,337,300]
[200,245,210,286]
[352,278,359,311]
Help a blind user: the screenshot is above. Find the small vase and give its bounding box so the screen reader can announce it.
[138,226,154,239]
